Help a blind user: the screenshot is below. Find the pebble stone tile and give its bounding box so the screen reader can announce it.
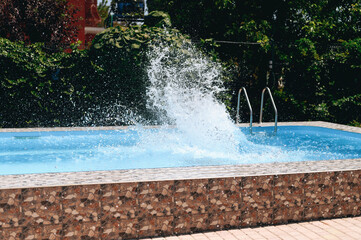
[0,121,360,239]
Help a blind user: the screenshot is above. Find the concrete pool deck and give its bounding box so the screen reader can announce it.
[0,121,360,239]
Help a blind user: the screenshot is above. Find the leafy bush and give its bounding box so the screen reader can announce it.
[149,0,361,126]
[0,0,78,51]
[0,38,90,127]
[88,14,190,122]
[329,94,361,125]
[97,0,110,27]
[0,11,194,127]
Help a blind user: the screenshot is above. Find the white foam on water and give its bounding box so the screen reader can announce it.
[139,39,251,160]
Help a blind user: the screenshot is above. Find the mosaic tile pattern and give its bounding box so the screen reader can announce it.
[99,220,137,240]
[0,189,22,228]
[0,170,360,239]
[173,179,209,216]
[100,183,138,223]
[21,187,62,226]
[208,178,241,213]
[62,185,101,224]
[173,213,208,234]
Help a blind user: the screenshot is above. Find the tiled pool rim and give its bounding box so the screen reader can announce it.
[0,121,360,239]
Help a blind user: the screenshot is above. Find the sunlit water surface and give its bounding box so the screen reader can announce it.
[0,126,361,175]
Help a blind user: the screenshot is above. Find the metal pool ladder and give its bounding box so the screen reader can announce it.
[259,87,278,133]
[236,87,253,133]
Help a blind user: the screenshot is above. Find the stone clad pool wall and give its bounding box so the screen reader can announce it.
[0,170,360,239]
[0,122,360,239]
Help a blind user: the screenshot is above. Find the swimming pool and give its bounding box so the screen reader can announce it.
[1,124,361,175]
[0,122,360,239]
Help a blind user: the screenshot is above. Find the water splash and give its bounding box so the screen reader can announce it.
[79,101,143,126]
[140,40,248,158]
[73,38,282,163]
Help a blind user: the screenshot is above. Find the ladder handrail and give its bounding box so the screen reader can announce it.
[259,87,278,133]
[236,87,253,133]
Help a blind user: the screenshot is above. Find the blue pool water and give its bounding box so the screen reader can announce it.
[0,126,361,175]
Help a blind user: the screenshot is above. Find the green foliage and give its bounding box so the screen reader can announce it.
[150,0,361,126]
[97,0,110,27]
[0,12,193,127]
[2,1,361,127]
[0,38,91,127]
[329,94,361,124]
[145,11,172,28]
[88,22,190,121]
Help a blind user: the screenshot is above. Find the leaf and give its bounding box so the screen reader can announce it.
[131,43,141,49]
[115,42,123,48]
[93,43,102,49]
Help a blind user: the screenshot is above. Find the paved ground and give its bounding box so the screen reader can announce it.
[145,216,361,240]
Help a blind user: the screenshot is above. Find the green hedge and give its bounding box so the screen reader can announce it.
[88,23,190,122]
[1,7,360,128]
[0,38,89,127]
[0,12,195,127]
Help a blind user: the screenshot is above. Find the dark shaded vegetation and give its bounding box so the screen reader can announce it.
[150,0,361,126]
[1,0,361,127]
[0,39,89,126]
[0,13,189,127]
[0,0,79,51]
[97,0,110,27]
